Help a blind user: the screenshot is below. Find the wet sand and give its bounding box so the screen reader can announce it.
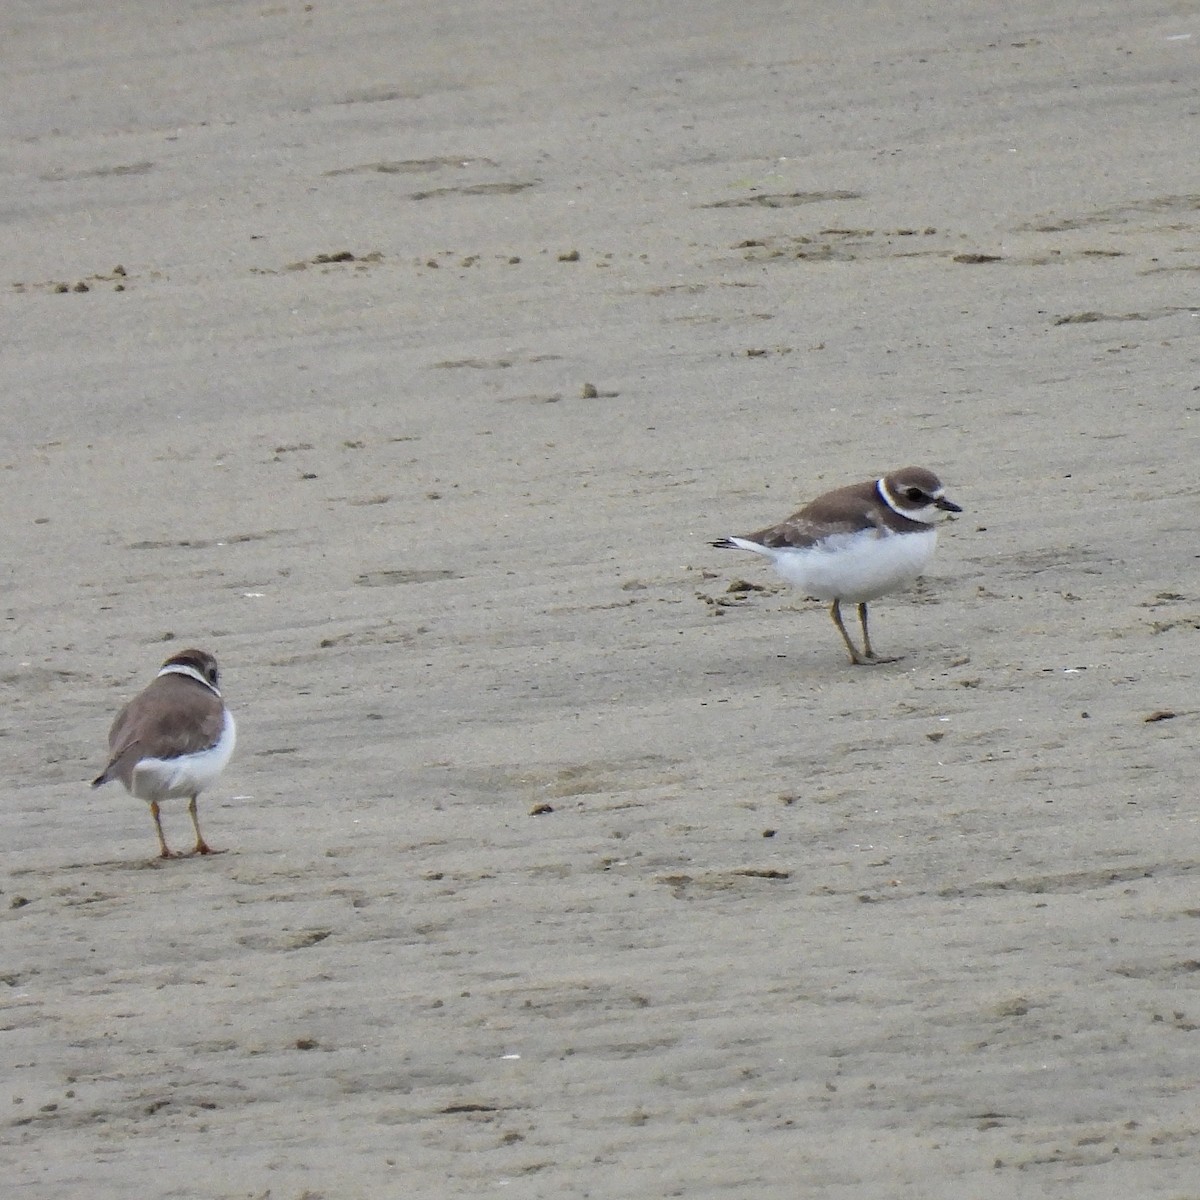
[4,2,1200,1195]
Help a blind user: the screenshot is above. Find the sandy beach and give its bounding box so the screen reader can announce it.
[4,2,1200,1195]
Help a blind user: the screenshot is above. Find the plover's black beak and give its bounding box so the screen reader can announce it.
[936,496,963,513]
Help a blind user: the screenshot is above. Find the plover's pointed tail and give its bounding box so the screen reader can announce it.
[91,736,140,790]
[712,535,773,556]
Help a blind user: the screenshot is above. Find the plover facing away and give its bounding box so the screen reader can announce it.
[712,466,961,665]
[92,648,237,857]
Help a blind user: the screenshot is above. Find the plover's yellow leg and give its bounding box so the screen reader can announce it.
[858,602,901,664]
[830,600,868,666]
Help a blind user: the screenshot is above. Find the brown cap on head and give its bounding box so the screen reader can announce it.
[162,648,221,689]
[886,466,944,494]
[883,467,962,515]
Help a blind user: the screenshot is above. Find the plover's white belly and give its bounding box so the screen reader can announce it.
[770,528,937,602]
[129,711,237,802]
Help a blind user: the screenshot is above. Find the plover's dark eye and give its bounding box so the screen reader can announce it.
[905,487,925,502]
[208,667,219,685]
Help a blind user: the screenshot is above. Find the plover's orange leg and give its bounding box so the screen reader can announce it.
[187,795,219,855]
[149,801,177,859]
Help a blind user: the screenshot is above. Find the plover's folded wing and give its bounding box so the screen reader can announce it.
[746,513,861,549]
[92,676,225,787]
[92,722,141,788]
[135,678,227,756]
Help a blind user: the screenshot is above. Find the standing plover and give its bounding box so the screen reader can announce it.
[712,466,961,664]
[92,648,236,857]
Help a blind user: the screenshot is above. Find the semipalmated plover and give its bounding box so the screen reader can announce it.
[712,466,961,664]
[91,648,237,857]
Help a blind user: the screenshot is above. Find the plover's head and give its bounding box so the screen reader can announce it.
[879,467,962,525]
[158,648,222,692]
